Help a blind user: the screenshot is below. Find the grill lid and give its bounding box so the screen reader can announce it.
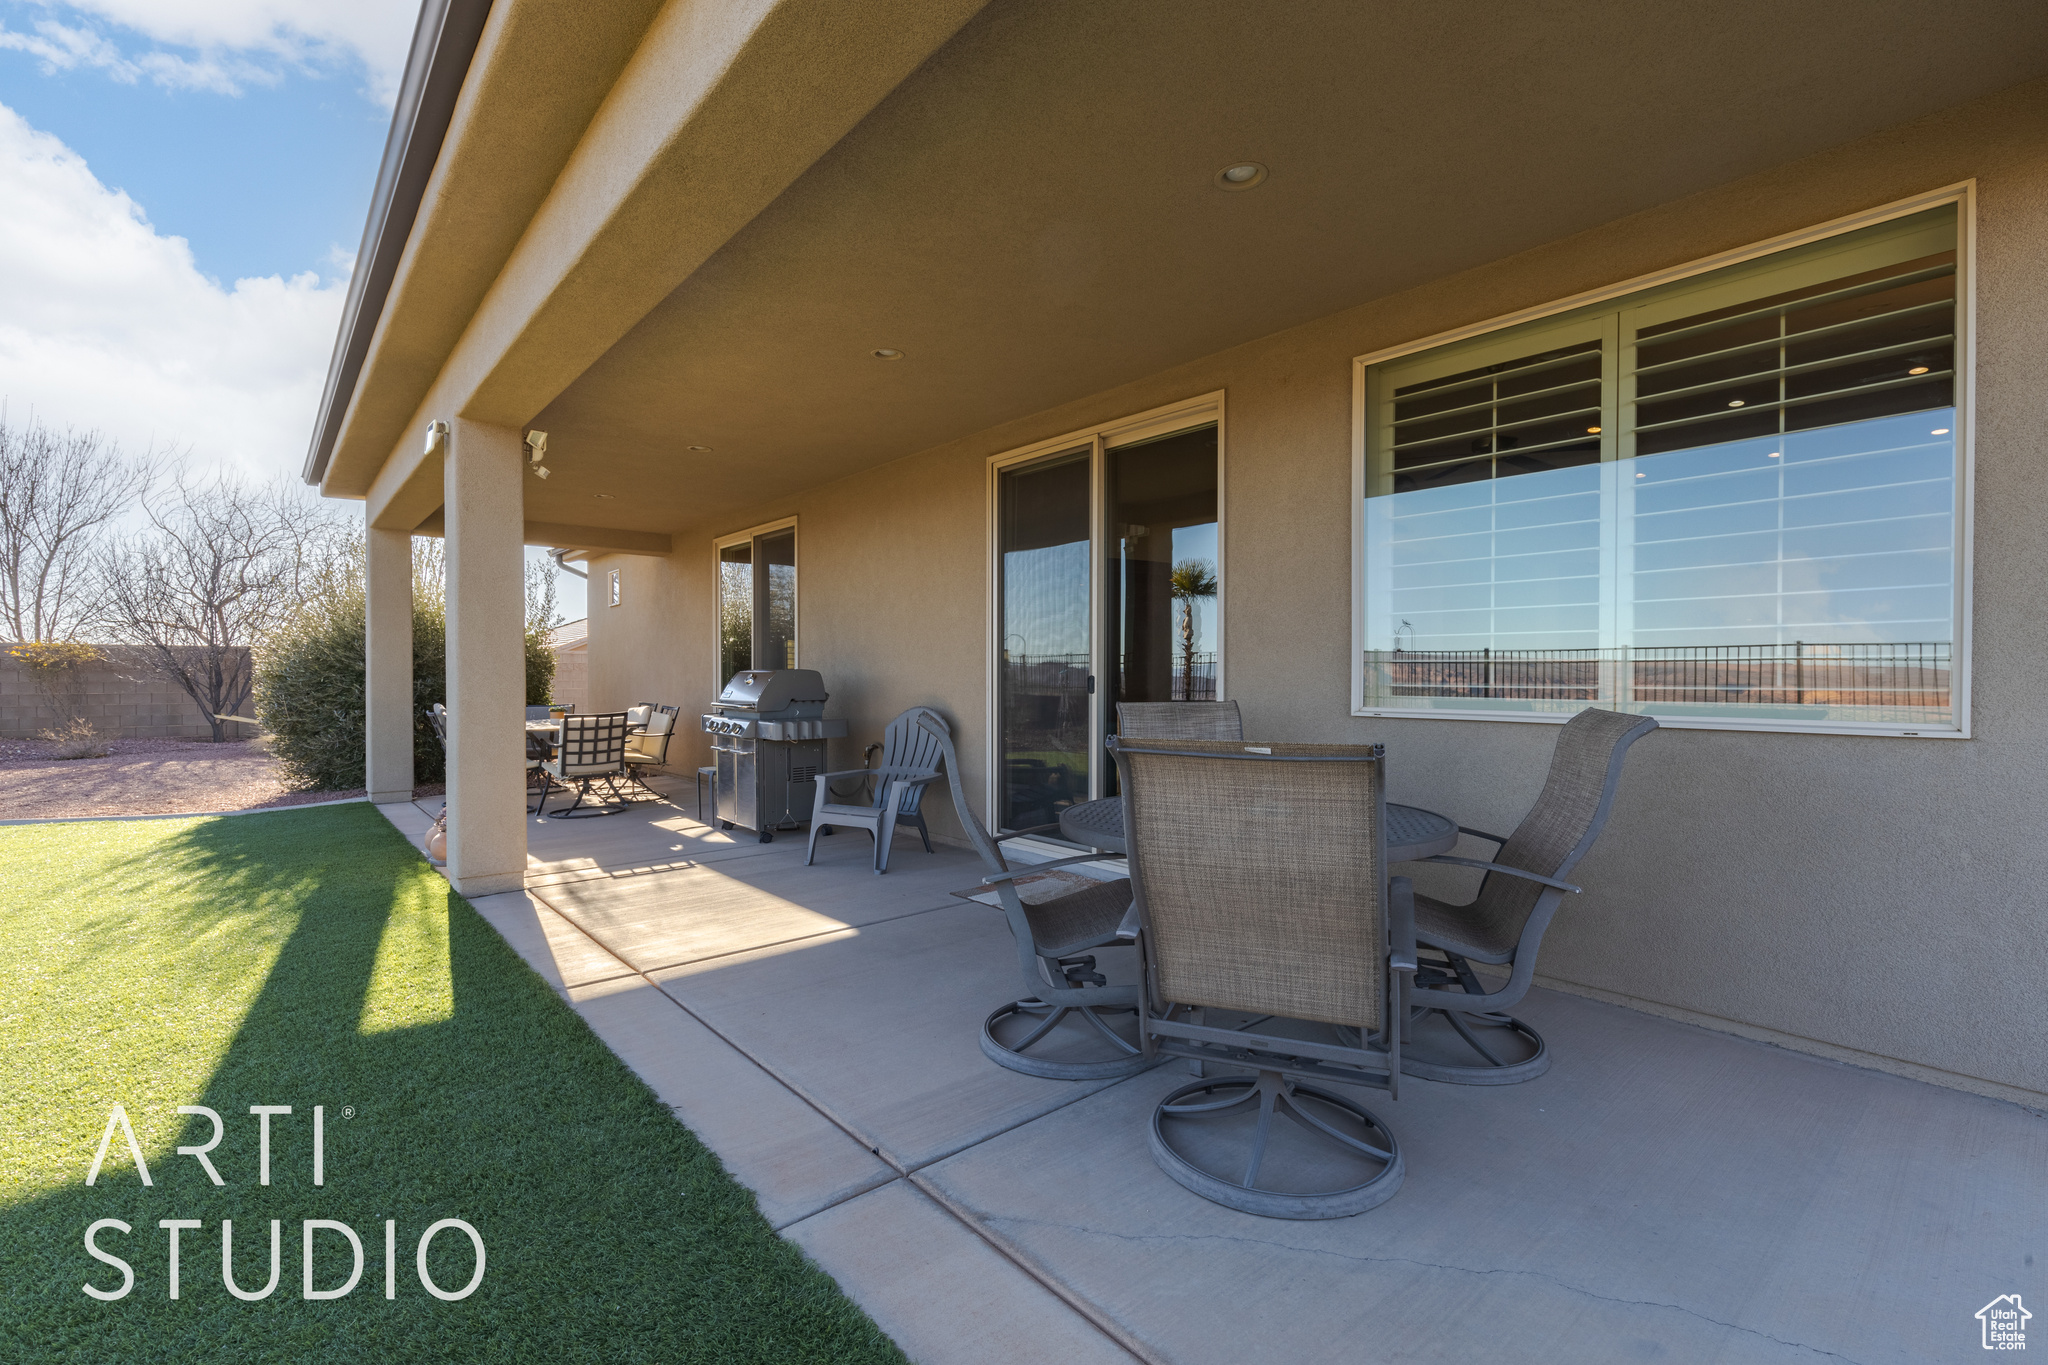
[715,668,829,713]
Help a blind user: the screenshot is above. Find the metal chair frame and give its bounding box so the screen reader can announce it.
[916,711,1157,1081]
[1397,710,1659,1084]
[1108,736,1416,1219]
[537,711,632,819]
[621,703,681,799]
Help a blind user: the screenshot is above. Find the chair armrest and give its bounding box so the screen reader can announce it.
[1457,826,1511,846]
[993,822,1064,842]
[1421,855,1581,894]
[1388,875,1419,973]
[981,854,1124,886]
[813,767,880,781]
[880,772,943,789]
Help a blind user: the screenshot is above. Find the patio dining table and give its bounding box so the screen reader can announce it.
[1058,794,1460,862]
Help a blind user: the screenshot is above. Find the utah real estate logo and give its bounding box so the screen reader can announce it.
[1978,1294,2030,1351]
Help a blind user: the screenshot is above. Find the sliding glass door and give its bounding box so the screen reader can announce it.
[993,416,1221,827]
[997,450,1093,831]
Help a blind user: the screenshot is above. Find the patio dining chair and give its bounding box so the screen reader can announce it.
[622,704,679,798]
[1108,736,1413,1219]
[537,711,631,819]
[913,711,1155,1081]
[1397,708,1658,1084]
[1114,699,1243,741]
[805,706,949,874]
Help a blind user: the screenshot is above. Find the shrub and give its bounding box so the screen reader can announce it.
[42,717,108,759]
[256,537,559,793]
[7,640,102,727]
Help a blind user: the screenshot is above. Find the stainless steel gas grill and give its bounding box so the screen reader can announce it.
[702,669,848,841]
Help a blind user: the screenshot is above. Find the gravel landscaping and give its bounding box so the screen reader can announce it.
[0,738,369,819]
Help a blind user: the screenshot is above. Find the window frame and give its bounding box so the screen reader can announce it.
[712,515,800,692]
[1350,183,1976,739]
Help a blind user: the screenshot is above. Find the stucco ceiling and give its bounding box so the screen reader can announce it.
[525,0,2048,536]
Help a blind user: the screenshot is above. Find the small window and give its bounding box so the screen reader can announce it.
[608,568,621,608]
[1359,202,1962,734]
[716,523,797,684]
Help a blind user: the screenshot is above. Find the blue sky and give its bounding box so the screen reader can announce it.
[0,0,588,617]
[0,47,386,283]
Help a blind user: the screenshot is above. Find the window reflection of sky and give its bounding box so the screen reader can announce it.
[1366,409,1955,652]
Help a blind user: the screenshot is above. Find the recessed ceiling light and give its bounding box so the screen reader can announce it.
[687,444,712,452]
[1214,161,1267,191]
[1727,399,1746,408]
[872,348,904,360]
[1908,366,1930,375]
[592,493,614,500]
[1932,427,1951,435]
[1767,451,1781,459]
[1586,425,1602,434]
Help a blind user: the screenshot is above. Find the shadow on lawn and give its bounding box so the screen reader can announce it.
[2,804,903,1365]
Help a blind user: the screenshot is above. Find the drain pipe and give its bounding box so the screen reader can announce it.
[548,547,587,579]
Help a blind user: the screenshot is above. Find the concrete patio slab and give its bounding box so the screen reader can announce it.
[534,842,983,973]
[465,888,636,991]
[401,793,2046,1363]
[651,902,1146,1170]
[783,1178,1137,1365]
[914,988,2048,1365]
[565,974,898,1230]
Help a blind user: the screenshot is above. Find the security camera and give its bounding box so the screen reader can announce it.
[424,419,449,456]
[534,466,550,480]
[525,429,548,463]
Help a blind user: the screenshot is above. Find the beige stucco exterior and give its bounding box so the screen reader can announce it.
[315,3,2048,1105]
[573,82,2048,1104]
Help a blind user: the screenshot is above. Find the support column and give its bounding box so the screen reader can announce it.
[443,418,528,897]
[365,521,415,804]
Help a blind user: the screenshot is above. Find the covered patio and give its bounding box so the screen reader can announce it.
[378,778,2042,1364]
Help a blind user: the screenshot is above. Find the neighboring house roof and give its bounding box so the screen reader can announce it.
[548,618,588,652]
[302,0,493,485]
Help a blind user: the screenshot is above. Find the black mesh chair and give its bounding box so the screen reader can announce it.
[1399,709,1658,1084]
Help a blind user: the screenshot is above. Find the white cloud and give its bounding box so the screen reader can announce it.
[0,0,418,102]
[0,102,347,483]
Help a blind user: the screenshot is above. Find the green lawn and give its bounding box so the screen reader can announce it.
[0,803,904,1364]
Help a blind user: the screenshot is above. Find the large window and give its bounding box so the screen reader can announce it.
[1356,199,1965,734]
[716,522,796,686]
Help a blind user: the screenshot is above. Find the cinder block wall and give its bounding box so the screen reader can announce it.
[0,647,256,740]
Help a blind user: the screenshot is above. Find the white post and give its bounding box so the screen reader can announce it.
[365,522,415,804]
[442,418,528,897]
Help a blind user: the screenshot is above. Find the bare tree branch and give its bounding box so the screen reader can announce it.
[0,416,148,641]
[95,472,347,741]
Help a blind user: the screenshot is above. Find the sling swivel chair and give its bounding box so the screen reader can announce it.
[1400,708,1658,1084]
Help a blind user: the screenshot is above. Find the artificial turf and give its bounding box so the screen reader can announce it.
[0,802,906,1364]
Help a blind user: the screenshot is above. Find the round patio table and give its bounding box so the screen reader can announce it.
[1058,794,1459,862]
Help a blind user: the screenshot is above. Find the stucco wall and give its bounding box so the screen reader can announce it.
[585,80,2048,1104]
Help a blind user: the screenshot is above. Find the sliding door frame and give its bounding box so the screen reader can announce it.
[984,390,1227,830]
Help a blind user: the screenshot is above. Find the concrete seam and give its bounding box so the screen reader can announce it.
[520,876,1148,1360]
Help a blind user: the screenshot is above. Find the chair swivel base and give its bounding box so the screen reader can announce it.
[1149,1071,1403,1220]
[981,998,1156,1081]
[1398,1008,1550,1085]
